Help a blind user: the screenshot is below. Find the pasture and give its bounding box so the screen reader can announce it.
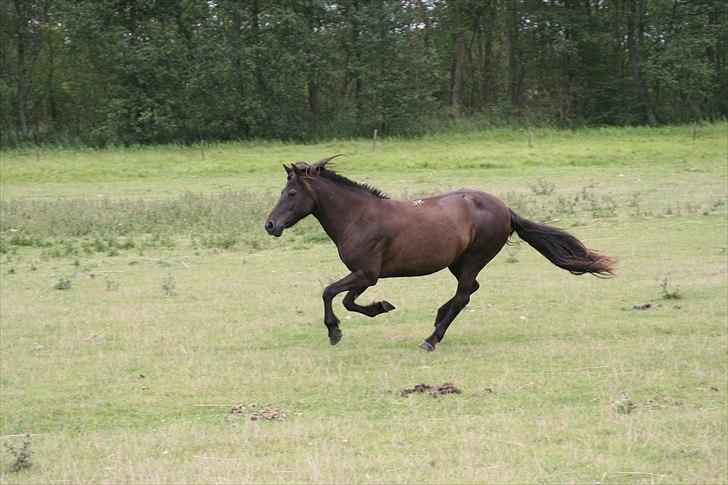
[1,124,726,483]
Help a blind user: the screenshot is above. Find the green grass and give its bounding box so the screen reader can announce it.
[0,124,726,483]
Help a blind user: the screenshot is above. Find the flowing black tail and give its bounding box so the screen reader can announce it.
[509,209,615,277]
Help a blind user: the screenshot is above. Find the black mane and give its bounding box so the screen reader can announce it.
[319,167,389,199]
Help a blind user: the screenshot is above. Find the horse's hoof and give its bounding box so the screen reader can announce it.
[419,341,435,352]
[329,329,343,345]
[380,301,395,312]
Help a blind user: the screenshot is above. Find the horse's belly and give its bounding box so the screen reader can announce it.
[380,259,450,278]
[379,233,467,277]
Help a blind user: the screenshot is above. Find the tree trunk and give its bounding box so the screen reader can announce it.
[480,30,495,110]
[307,70,321,126]
[341,0,364,122]
[563,0,581,121]
[250,0,267,99]
[13,0,30,138]
[352,0,363,123]
[611,0,623,77]
[46,34,56,124]
[231,0,247,134]
[706,2,724,115]
[417,0,431,50]
[44,1,57,125]
[304,3,321,127]
[506,0,523,115]
[626,0,656,125]
[450,29,467,113]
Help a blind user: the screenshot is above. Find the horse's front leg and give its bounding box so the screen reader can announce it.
[322,270,378,345]
[343,287,395,317]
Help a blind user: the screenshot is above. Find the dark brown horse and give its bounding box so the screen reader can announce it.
[265,156,615,351]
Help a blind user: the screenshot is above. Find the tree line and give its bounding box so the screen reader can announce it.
[2,0,725,146]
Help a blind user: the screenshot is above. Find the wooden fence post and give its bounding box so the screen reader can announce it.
[201,139,206,160]
[528,127,533,147]
[372,129,378,150]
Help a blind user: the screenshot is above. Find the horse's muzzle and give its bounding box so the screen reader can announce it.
[265,220,283,237]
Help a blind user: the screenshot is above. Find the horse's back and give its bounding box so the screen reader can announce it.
[410,188,510,228]
[377,189,510,277]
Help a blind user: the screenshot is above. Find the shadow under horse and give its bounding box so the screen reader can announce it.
[265,156,615,351]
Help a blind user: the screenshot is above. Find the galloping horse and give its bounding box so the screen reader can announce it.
[265,156,615,351]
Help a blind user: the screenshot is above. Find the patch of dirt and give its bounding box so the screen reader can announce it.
[401,383,431,396]
[609,394,686,414]
[633,303,652,310]
[646,395,684,409]
[402,382,462,398]
[229,403,286,421]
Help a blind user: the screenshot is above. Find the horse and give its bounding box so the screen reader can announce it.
[264,156,615,351]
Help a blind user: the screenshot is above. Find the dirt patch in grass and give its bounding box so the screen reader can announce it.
[646,395,684,409]
[609,394,686,414]
[401,382,462,398]
[229,404,286,421]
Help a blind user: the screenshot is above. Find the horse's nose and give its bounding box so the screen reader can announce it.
[265,220,274,233]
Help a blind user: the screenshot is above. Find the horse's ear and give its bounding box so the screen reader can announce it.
[291,163,301,177]
[314,154,345,169]
[283,164,292,175]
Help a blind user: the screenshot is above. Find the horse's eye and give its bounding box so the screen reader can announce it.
[288,191,297,197]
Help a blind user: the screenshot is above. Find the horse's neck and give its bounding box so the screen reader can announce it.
[312,181,373,245]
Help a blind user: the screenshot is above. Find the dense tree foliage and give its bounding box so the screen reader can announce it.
[1,0,725,146]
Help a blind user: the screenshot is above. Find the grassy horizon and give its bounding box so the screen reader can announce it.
[1,123,724,194]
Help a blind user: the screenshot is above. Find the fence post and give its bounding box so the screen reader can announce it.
[201,139,206,160]
[372,129,378,150]
[528,127,533,147]
[692,122,698,141]
[35,145,40,162]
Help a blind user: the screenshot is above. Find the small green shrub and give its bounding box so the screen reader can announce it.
[660,275,682,300]
[613,395,637,415]
[505,243,521,263]
[3,434,32,471]
[53,275,72,290]
[161,273,177,297]
[528,179,555,196]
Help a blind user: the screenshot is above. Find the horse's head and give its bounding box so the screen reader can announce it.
[265,156,340,237]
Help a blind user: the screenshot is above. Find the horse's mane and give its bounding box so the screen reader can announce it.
[292,159,388,199]
[319,166,389,199]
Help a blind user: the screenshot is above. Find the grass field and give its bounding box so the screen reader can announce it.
[1,124,726,483]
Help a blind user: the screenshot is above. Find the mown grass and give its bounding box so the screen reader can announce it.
[0,124,726,483]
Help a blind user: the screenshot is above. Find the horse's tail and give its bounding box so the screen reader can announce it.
[508,209,615,277]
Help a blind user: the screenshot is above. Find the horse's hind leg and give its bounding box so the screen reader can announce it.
[433,282,479,326]
[434,263,479,326]
[420,271,478,352]
[343,287,395,317]
[421,247,500,351]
